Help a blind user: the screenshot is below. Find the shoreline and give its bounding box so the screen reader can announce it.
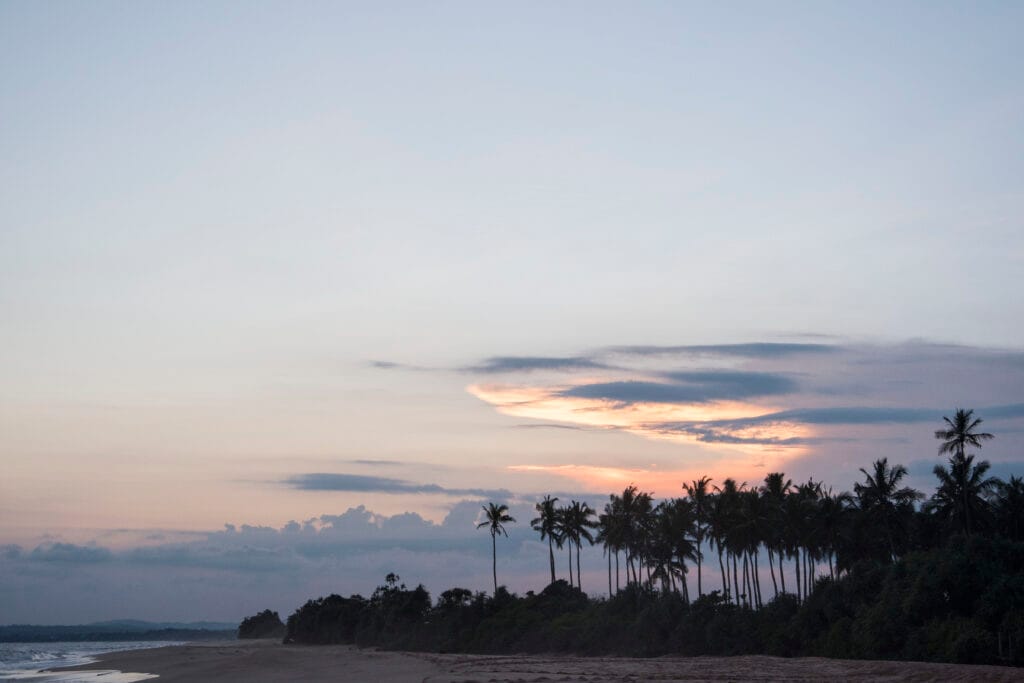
[49,640,1024,682]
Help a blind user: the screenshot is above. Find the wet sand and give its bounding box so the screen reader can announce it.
[54,640,1023,682]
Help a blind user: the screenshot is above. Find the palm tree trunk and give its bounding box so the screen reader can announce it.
[744,553,752,608]
[697,539,703,598]
[778,550,786,594]
[753,552,763,608]
[615,551,620,593]
[548,536,556,585]
[576,541,582,592]
[768,548,779,598]
[607,549,612,596]
[718,548,728,601]
[492,532,498,595]
[805,550,813,595]
[732,553,740,607]
[567,544,574,588]
[828,554,834,581]
[794,551,801,602]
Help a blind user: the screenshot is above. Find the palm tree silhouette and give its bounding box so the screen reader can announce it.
[563,500,597,591]
[682,476,712,598]
[477,502,516,595]
[935,409,994,535]
[927,453,999,536]
[531,495,560,585]
[854,458,921,562]
[935,408,994,460]
[714,478,746,604]
[760,472,792,597]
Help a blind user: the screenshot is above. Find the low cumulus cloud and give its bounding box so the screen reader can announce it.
[0,501,592,623]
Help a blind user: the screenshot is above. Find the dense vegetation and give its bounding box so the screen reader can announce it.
[238,609,286,639]
[283,409,1024,665]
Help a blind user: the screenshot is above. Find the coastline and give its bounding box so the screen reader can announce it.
[51,640,1024,682]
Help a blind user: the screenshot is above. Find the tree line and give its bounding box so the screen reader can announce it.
[272,408,1024,665]
[480,409,1022,609]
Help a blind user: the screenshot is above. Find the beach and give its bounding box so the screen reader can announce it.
[52,640,1023,682]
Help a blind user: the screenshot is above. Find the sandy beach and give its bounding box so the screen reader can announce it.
[50,640,1023,682]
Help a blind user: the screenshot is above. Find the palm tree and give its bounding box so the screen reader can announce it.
[926,454,999,536]
[816,486,853,580]
[652,498,698,600]
[597,499,624,595]
[477,502,516,595]
[935,408,994,460]
[706,489,731,602]
[760,472,792,597]
[531,495,560,584]
[716,478,747,605]
[682,476,712,598]
[556,506,573,587]
[853,458,922,563]
[615,485,652,587]
[564,500,597,591]
[934,409,994,536]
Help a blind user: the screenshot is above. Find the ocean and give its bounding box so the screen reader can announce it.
[0,641,180,682]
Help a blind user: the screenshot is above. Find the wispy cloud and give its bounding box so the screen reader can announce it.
[606,342,838,358]
[345,459,406,467]
[465,340,1024,475]
[284,473,511,499]
[560,370,798,405]
[465,356,611,374]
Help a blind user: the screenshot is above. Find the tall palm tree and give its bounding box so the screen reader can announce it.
[564,500,597,591]
[682,476,712,598]
[935,408,994,460]
[597,499,624,595]
[615,485,653,586]
[853,458,921,563]
[706,489,731,602]
[816,486,853,580]
[934,409,994,535]
[760,472,792,597]
[652,498,698,600]
[477,502,516,595]
[926,454,999,536]
[531,495,560,584]
[555,505,573,587]
[714,478,746,604]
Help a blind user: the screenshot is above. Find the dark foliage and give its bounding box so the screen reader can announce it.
[238,609,286,639]
[282,412,1023,666]
[285,538,1024,664]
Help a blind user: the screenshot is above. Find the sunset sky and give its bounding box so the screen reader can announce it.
[2,2,1023,624]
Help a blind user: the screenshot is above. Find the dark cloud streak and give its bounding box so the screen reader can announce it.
[466,356,610,374]
[285,473,511,499]
[607,342,837,358]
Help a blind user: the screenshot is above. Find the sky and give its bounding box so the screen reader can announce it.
[1,1,1023,624]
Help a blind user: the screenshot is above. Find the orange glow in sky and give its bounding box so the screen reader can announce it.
[467,382,812,457]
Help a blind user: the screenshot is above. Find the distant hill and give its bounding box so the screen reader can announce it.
[0,620,237,642]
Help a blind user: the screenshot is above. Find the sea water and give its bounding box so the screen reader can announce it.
[0,641,179,682]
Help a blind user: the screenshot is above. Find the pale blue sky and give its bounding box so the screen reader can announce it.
[1,2,1023,622]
